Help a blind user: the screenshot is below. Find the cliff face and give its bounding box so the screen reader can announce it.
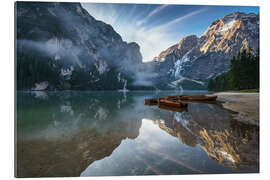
[16,2,145,90]
[154,12,259,86]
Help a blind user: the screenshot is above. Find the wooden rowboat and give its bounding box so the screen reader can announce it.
[179,95,217,101]
[164,95,181,100]
[164,94,217,101]
[158,99,188,108]
[144,98,158,105]
[144,94,218,111]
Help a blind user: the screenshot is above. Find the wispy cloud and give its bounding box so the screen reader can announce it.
[136,4,170,26]
[132,8,207,61]
[151,8,207,32]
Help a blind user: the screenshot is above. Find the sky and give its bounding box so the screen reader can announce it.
[82,3,259,62]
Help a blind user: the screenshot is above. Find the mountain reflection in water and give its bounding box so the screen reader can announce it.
[16,91,259,177]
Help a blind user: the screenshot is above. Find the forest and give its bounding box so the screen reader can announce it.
[208,49,259,91]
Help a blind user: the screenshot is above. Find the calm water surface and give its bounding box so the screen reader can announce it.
[16,91,259,177]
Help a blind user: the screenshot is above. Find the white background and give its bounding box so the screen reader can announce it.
[0,0,269,179]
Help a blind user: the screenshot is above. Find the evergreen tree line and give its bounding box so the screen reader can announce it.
[208,49,259,91]
[16,50,155,90]
[17,51,60,90]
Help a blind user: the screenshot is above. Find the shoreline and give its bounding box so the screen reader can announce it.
[214,92,259,126]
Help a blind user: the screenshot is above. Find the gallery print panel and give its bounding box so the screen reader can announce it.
[15,1,259,178]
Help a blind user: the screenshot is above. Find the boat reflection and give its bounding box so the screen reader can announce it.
[158,105,188,112]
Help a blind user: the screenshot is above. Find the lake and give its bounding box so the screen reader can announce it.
[16,91,259,177]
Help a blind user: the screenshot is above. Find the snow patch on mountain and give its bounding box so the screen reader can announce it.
[218,150,236,165]
[182,50,192,63]
[173,49,193,78]
[220,19,236,32]
[174,59,182,78]
[94,60,108,75]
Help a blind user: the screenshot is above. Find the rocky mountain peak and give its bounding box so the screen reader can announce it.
[154,35,198,62]
[177,35,199,52]
[153,11,259,86]
[200,12,259,54]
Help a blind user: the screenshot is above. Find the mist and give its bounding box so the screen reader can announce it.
[17,39,83,68]
[132,71,158,87]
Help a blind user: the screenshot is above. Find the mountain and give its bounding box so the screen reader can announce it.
[153,12,259,89]
[16,2,152,90]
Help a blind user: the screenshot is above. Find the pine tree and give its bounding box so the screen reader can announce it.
[208,48,259,91]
